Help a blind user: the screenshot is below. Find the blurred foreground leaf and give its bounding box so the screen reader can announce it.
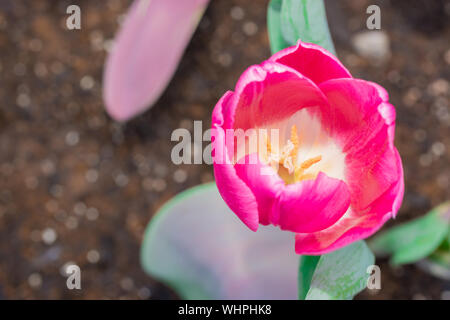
[305,241,374,300]
[141,183,298,299]
[416,247,450,280]
[370,202,450,265]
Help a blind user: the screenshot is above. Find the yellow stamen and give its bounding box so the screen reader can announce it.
[294,155,322,181]
[290,125,299,163]
[265,125,322,184]
[296,173,316,181]
[266,137,272,155]
[300,155,322,170]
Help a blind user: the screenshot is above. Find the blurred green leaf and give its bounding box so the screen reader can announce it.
[280,0,335,54]
[305,241,374,300]
[429,248,450,268]
[267,0,290,54]
[441,234,450,251]
[141,183,299,299]
[370,202,450,265]
[298,255,320,299]
[417,248,450,280]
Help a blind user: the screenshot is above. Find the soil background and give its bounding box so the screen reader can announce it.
[0,0,449,299]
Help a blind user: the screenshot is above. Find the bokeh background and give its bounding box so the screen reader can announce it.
[0,0,449,299]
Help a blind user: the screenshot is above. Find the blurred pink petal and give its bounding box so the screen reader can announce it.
[103,0,209,121]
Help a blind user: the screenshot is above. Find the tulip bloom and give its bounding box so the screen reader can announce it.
[212,41,404,255]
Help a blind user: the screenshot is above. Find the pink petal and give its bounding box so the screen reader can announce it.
[270,40,352,85]
[212,93,260,231]
[233,154,351,233]
[317,79,393,150]
[294,79,404,255]
[222,61,329,131]
[233,154,286,225]
[103,0,209,121]
[318,78,400,211]
[276,172,351,233]
[295,151,403,255]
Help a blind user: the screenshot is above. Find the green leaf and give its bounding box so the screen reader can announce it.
[369,201,450,265]
[429,248,450,270]
[267,0,291,54]
[417,248,450,280]
[280,0,335,54]
[305,241,374,300]
[298,255,320,299]
[447,224,450,246]
[141,183,299,299]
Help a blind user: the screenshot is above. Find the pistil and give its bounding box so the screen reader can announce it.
[265,125,322,184]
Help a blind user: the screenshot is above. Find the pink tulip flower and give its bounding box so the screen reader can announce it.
[211,40,404,255]
[103,0,209,121]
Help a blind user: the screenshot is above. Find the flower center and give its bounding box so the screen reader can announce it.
[265,125,322,184]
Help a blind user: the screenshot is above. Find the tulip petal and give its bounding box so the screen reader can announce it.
[232,154,351,233]
[317,78,393,150]
[295,149,404,255]
[318,78,401,211]
[270,40,352,85]
[294,78,404,255]
[212,92,260,231]
[276,172,351,233]
[141,183,298,299]
[103,0,209,121]
[233,154,285,226]
[224,61,329,131]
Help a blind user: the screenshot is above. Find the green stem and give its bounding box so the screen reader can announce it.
[298,255,320,299]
